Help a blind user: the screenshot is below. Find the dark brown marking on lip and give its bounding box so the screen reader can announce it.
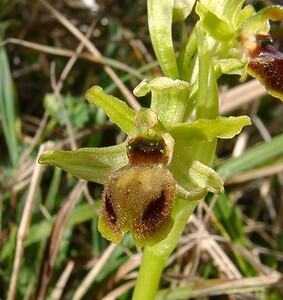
[104,193,117,225]
[126,136,169,166]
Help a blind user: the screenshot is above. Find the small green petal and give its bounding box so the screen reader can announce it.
[134,77,190,128]
[170,148,223,200]
[170,116,251,144]
[38,144,128,184]
[239,5,283,35]
[85,86,135,134]
[236,5,255,29]
[216,58,247,77]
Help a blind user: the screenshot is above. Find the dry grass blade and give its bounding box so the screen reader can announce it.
[101,281,136,300]
[114,253,141,282]
[39,0,141,111]
[35,180,86,300]
[220,80,267,115]
[50,260,75,300]
[72,243,117,300]
[225,162,283,185]
[7,142,54,300]
[190,215,242,279]
[0,38,145,80]
[49,20,97,151]
[157,274,282,299]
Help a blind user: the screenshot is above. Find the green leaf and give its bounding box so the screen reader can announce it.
[217,133,283,179]
[169,116,251,143]
[147,0,179,78]
[0,23,19,167]
[134,77,190,128]
[85,86,135,134]
[38,143,128,184]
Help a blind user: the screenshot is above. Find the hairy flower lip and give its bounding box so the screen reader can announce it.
[238,32,283,100]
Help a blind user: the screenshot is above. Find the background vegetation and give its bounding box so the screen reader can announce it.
[0,0,282,299]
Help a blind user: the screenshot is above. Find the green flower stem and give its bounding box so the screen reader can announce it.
[133,198,198,300]
[178,28,197,81]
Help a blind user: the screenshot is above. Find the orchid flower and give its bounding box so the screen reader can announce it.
[39,77,250,247]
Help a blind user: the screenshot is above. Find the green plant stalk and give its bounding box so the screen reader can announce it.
[132,199,198,300]
[133,6,222,298]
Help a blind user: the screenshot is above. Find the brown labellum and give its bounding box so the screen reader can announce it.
[100,165,176,246]
[99,134,176,246]
[239,33,283,100]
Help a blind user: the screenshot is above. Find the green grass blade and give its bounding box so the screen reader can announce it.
[217,133,283,179]
[0,24,19,167]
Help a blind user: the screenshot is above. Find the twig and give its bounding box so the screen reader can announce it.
[7,142,54,300]
[0,38,145,80]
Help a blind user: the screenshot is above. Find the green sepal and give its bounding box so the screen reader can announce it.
[170,148,223,200]
[199,0,245,28]
[169,116,251,144]
[238,5,283,35]
[38,143,128,184]
[196,2,235,42]
[216,58,247,77]
[134,77,190,129]
[173,0,196,23]
[147,0,179,78]
[235,5,255,29]
[85,86,135,134]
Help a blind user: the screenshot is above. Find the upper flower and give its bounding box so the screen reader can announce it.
[39,77,250,246]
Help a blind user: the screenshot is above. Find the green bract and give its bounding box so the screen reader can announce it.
[39,78,251,246]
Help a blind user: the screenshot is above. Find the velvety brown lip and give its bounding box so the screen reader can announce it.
[238,33,283,97]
